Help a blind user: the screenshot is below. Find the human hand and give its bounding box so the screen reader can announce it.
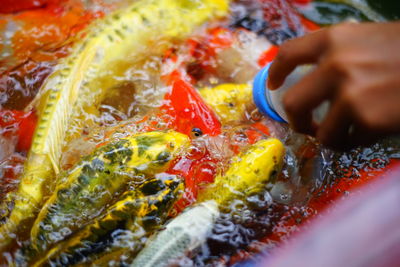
[268,22,400,149]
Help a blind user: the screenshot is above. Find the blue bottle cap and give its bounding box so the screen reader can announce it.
[252,63,287,123]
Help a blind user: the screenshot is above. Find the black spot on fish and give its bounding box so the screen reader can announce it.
[114,29,125,39]
[99,219,117,231]
[142,212,161,230]
[141,15,150,25]
[231,7,298,45]
[111,208,131,221]
[81,163,94,177]
[233,12,267,34]
[91,158,105,172]
[112,14,121,20]
[153,193,173,213]
[103,139,133,164]
[121,24,129,31]
[57,188,70,201]
[140,179,166,195]
[165,178,181,191]
[263,28,297,45]
[156,151,171,165]
[70,184,81,196]
[136,135,164,157]
[77,174,90,186]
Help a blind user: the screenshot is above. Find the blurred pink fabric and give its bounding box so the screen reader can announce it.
[260,166,400,267]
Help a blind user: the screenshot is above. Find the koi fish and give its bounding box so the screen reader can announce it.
[130,200,219,267]
[200,138,285,205]
[31,175,184,267]
[131,138,285,267]
[30,131,189,252]
[161,78,222,137]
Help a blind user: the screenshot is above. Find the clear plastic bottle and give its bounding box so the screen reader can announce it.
[253,63,329,123]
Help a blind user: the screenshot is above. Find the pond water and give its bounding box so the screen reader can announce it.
[0,0,399,266]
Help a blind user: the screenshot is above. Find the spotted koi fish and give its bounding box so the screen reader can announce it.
[30,131,189,252]
[32,175,184,267]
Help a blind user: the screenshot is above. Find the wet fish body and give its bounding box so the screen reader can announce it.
[130,200,219,267]
[30,131,190,252]
[32,175,184,267]
[201,138,285,206]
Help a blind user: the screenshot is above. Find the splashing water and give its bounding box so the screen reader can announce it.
[0,0,398,266]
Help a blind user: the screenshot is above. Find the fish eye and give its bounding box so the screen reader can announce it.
[191,128,203,138]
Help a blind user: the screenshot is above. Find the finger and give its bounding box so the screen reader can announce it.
[268,29,329,90]
[316,99,353,150]
[283,64,336,136]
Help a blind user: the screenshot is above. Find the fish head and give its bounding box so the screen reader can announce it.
[130,131,191,175]
[237,138,285,193]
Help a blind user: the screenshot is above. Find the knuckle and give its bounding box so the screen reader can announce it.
[325,54,349,77]
[340,84,357,103]
[325,23,356,50]
[338,83,386,131]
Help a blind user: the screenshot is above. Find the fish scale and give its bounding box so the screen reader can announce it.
[32,175,184,267]
[30,131,190,253]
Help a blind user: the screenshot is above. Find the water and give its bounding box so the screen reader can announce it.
[0,0,398,266]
